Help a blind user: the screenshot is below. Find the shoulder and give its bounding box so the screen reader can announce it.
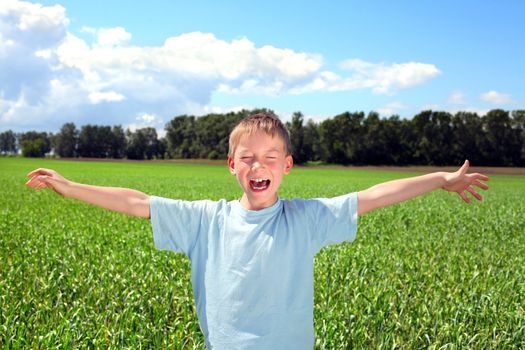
[280,198,320,220]
[283,193,358,216]
[283,193,357,207]
[150,196,226,215]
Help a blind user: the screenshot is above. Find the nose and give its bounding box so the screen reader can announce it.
[250,158,264,170]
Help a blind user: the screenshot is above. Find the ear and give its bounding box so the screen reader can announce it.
[284,155,293,175]
[228,156,236,176]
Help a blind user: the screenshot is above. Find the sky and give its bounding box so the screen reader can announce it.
[1,0,524,134]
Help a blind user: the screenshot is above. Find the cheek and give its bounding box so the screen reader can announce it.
[235,164,249,177]
[271,165,286,178]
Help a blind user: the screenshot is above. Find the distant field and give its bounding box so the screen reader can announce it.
[1,157,524,349]
[56,156,525,175]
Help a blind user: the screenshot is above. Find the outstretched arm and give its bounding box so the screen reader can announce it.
[357,160,489,216]
[26,168,150,218]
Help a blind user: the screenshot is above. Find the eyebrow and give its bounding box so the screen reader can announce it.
[237,148,281,156]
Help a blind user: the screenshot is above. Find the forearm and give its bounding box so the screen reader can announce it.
[65,182,150,218]
[358,172,447,215]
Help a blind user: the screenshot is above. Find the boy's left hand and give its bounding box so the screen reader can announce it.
[443,160,489,203]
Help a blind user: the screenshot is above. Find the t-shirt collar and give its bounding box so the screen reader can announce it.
[231,197,283,218]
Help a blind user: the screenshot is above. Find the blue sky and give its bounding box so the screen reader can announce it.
[1,0,524,133]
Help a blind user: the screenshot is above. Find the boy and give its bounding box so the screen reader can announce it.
[26,113,489,349]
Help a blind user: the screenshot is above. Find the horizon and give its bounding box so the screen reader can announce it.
[2,107,524,136]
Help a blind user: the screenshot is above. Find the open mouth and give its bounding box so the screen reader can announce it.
[249,178,271,192]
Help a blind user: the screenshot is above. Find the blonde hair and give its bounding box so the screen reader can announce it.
[228,113,292,157]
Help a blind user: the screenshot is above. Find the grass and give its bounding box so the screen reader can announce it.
[1,157,524,349]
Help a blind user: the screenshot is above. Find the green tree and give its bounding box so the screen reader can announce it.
[511,110,525,166]
[319,111,365,164]
[55,123,78,157]
[20,131,51,157]
[126,127,160,160]
[450,112,483,165]
[157,137,168,159]
[362,113,414,165]
[194,113,238,159]
[78,125,113,158]
[481,109,521,166]
[165,115,196,158]
[287,112,308,164]
[0,130,17,155]
[319,116,344,164]
[361,112,391,165]
[387,116,416,165]
[110,125,127,159]
[412,110,454,165]
[303,119,320,162]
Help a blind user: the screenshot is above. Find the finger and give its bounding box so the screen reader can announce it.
[459,191,470,203]
[27,168,45,177]
[32,175,52,188]
[466,186,482,201]
[35,183,47,191]
[471,173,489,182]
[27,168,53,178]
[473,180,489,190]
[25,176,42,188]
[459,159,469,175]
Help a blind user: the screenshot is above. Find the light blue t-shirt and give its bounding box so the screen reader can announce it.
[150,193,358,349]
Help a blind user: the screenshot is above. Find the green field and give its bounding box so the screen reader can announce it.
[1,157,524,349]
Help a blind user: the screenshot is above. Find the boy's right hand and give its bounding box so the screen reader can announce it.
[26,168,150,218]
[26,168,71,197]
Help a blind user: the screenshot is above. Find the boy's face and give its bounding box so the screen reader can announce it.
[228,131,293,211]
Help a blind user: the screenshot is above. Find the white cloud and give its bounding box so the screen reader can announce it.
[290,60,441,95]
[480,90,514,104]
[289,71,347,94]
[97,27,131,47]
[376,101,409,116]
[80,26,96,34]
[34,48,52,59]
[126,113,166,137]
[295,113,332,125]
[0,0,441,132]
[448,91,466,105]
[0,0,69,31]
[447,107,490,117]
[420,104,441,111]
[53,31,324,100]
[0,0,71,122]
[0,0,68,48]
[138,113,156,123]
[201,105,255,115]
[339,59,441,94]
[88,91,125,104]
[79,26,131,47]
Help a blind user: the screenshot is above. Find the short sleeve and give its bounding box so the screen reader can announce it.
[305,192,359,253]
[149,196,215,256]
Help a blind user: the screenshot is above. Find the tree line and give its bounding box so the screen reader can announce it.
[1,108,524,166]
[0,124,167,160]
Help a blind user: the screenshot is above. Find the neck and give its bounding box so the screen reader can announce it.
[239,194,278,211]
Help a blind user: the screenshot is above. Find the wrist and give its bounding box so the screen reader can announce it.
[440,171,453,190]
[62,180,77,198]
